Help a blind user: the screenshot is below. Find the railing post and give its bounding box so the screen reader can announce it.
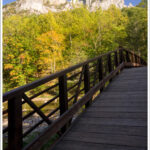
[84,64,92,108]
[131,52,135,63]
[135,55,138,64]
[59,74,68,132]
[108,54,113,82]
[138,56,141,64]
[8,95,23,150]
[126,51,130,62]
[119,49,123,64]
[108,54,112,72]
[98,58,104,92]
[114,51,118,68]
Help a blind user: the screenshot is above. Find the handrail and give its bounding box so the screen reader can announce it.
[3,47,146,150]
[3,50,118,101]
[123,49,147,65]
[23,63,125,150]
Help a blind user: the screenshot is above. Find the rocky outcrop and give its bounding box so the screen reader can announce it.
[4,0,134,14]
[90,0,126,11]
[16,0,71,13]
[17,0,49,13]
[48,0,67,5]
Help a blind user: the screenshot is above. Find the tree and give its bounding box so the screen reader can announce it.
[123,7,147,60]
[137,0,147,8]
[35,30,65,75]
[3,6,147,92]
[82,6,128,58]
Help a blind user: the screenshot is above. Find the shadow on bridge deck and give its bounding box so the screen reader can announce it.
[51,67,147,150]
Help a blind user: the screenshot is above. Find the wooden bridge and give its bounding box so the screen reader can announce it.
[3,48,147,150]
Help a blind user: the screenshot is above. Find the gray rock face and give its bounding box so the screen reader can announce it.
[100,0,125,9]
[5,0,134,14]
[17,0,49,13]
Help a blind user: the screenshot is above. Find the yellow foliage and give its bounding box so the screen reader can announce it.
[8,54,14,59]
[4,64,13,69]
[35,30,65,73]
[11,76,19,80]
[10,70,17,76]
[19,54,25,59]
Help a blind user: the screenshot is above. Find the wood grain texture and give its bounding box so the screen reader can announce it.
[52,67,147,150]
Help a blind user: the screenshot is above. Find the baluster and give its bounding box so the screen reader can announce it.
[98,58,104,92]
[114,51,119,75]
[108,54,112,72]
[119,49,123,64]
[59,74,68,133]
[8,95,23,150]
[138,56,140,64]
[98,58,103,92]
[131,52,135,63]
[108,54,112,82]
[126,51,130,62]
[84,64,92,108]
[114,51,118,68]
[135,55,137,64]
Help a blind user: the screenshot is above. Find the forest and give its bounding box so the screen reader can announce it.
[3,0,147,92]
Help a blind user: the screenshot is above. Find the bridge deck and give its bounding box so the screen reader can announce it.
[52,67,147,150]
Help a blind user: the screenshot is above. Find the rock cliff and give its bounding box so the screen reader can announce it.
[3,0,133,14]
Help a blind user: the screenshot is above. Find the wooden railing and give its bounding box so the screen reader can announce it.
[3,48,146,150]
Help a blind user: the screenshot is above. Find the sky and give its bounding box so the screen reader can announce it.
[3,0,141,6]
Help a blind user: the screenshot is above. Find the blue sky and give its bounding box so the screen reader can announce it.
[3,0,141,6]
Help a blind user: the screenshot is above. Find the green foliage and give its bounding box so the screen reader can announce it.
[122,7,147,60]
[137,0,147,8]
[3,5,147,92]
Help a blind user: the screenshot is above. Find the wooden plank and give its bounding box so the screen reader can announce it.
[86,106,147,112]
[98,58,104,92]
[94,99,147,103]
[108,54,112,72]
[108,54,112,82]
[92,102,147,107]
[70,124,147,136]
[123,49,146,65]
[3,49,147,150]
[53,140,146,150]
[22,94,52,124]
[29,83,58,99]
[73,66,84,103]
[78,118,147,127]
[23,95,59,121]
[3,50,119,101]
[119,49,123,64]
[51,67,147,150]
[59,75,68,115]
[125,51,130,62]
[59,74,69,133]
[92,61,99,86]
[84,64,92,107]
[97,93,147,99]
[107,82,147,85]
[114,51,119,67]
[63,132,147,147]
[81,112,147,119]
[23,63,125,150]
